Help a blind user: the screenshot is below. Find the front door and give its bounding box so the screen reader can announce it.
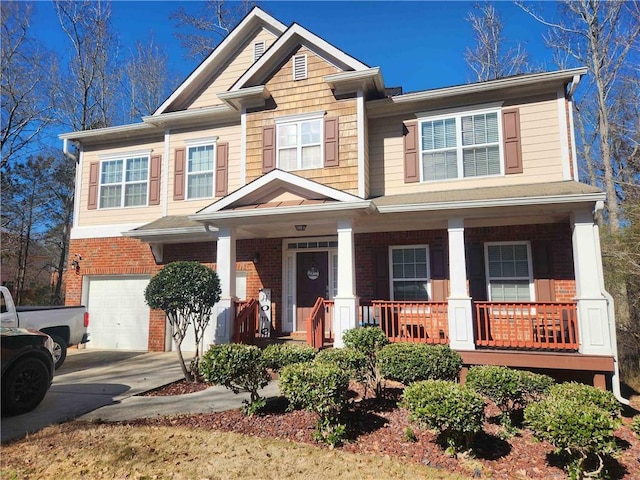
[296,251,328,331]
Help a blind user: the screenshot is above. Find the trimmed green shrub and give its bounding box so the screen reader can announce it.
[402,380,485,453]
[262,343,317,372]
[343,327,389,396]
[377,343,462,385]
[313,347,367,381]
[466,366,553,415]
[200,344,270,416]
[546,382,620,418]
[631,416,640,437]
[279,362,350,446]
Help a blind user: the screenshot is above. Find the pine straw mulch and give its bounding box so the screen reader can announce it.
[129,380,640,479]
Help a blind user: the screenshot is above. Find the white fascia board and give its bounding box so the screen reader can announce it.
[198,169,362,213]
[192,200,373,222]
[230,23,369,92]
[153,8,286,115]
[123,226,216,243]
[59,122,156,141]
[142,105,235,127]
[324,68,384,94]
[217,85,270,110]
[375,192,606,214]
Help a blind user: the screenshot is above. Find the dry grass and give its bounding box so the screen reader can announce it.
[1,422,468,480]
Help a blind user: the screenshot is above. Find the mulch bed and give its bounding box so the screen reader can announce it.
[129,380,640,479]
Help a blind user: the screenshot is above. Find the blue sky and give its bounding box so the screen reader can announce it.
[32,1,560,96]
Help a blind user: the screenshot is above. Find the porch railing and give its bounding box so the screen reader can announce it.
[306,297,327,348]
[233,299,259,344]
[474,301,579,351]
[371,301,449,344]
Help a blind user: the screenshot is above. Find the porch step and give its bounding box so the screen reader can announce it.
[254,334,307,348]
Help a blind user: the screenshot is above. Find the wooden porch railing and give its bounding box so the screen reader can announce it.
[233,299,259,344]
[371,301,449,344]
[306,297,327,348]
[474,302,579,351]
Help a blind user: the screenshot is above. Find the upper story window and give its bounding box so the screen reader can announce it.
[186,143,215,199]
[390,245,430,301]
[420,107,502,182]
[485,242,533,302]
[253,41,265,61]
[276,114,323,171]
[293,54,307,80]
[99,155,149,208]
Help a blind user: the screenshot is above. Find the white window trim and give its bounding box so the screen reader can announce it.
[389,245,432,301]
[418,106,505,183]
[292,53,307,81]
[275,113,324,172]
[484,241,535,302]
[253,41,266,62]
[185,141,217,200]
[98,154,150,210]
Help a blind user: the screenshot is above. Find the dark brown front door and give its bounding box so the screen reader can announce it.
[296,251,328,331]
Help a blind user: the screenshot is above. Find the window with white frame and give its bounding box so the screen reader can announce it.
[99,155,149,208]
[485,242,533,302]
[420,108,502,181]
[277,116,322,170]
[186,143,215,199]
[390,246,430,301]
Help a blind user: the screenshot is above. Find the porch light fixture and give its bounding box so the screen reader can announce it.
[253,252,260,264]
[295,224,307,231]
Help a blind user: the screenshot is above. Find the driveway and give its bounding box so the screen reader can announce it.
[1,349,184,444]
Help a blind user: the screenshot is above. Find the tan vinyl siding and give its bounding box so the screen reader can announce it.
[369,95,564,197]
[78,139,165,226]
[245,45,359,194]
[167,124,241,215]
[188,29,277,110]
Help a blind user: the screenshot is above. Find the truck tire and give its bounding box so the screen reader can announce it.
[1,357,50,416]
[51,335,67,369]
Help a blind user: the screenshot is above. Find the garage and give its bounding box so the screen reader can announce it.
[85,276,151,350]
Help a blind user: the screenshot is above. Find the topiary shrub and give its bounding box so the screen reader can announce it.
[630,416,640,437]
[145,261,221,382]
[313,347,367,382]
[465,365,553,431]
[402,379,485,454]
[279,361,350,446]
[377,343,462,385]
[200,344,270,416]
[262,343,317,372]
[524,383,622,479]
[342,327,389,397]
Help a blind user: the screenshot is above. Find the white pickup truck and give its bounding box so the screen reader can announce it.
[0,286,89,369]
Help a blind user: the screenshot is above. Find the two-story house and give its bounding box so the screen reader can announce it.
[60,7,623,397]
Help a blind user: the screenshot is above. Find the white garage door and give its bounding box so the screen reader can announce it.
[86,276,151,350]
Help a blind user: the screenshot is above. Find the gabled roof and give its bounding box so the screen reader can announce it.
[153,7,287,115]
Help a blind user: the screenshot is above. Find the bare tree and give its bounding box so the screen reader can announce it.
[518,0,640,233]
[171,0,254,60]
[1,2,55,168]
[53,0,121,131]
[465,3,531,81]
[122,35,176,121]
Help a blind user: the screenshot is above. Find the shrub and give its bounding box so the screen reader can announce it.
[402,380,485,453]
[631,416,640,437]
[262,343,317,372]
[200,344,270,416]
[313,347,367,382]
[279,362,350,446]
[378,343,462,385]
[524,383,622,479]
[343,327,389,396]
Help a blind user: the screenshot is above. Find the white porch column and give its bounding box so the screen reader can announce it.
[571,208,613,355]
[212,226,237,345]
[333,219,359,348]
[447,218,475,350]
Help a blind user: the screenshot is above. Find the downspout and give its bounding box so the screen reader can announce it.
[62,138,77,162]
[593,200,629,405]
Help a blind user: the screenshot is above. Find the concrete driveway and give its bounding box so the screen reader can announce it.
[1,349,184,444]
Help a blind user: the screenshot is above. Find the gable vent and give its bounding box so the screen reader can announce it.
[253,41,265,62]
[293,54,307,81]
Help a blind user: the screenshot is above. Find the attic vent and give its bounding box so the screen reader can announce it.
[293,54,307,81]
[253,41,265,62]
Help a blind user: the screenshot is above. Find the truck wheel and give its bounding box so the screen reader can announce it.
[1,357,50,416]
[51,335,67,369]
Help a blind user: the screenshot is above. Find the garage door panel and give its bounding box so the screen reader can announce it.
[87,277,151,350]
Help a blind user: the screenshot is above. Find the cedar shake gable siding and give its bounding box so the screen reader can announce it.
[245,45,359,194]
